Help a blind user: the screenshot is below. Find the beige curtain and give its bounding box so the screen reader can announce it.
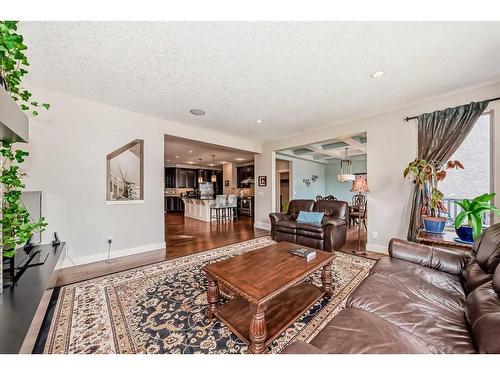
[407,100,490,241]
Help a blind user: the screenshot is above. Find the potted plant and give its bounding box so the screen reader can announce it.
[1,21,49,279]
[403,158,463,233]
[454,193,500,242]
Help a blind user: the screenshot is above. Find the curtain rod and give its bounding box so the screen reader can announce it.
[404,96,500,122]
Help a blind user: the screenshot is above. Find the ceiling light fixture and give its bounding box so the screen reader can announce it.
[337,148,355,182]
[188,150,193,153]
[211,155,217,183]
[235,158,246,161]
[370,70,385,78]
[197,159,203,184]
[190,109,206,116]
[255,119,264,124]
[175,155,180,159]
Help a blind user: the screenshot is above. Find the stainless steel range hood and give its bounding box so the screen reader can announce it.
[0,87,29,143]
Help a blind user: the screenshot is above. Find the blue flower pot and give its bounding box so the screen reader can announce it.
[456,226,474,243]
[422,216,446,233]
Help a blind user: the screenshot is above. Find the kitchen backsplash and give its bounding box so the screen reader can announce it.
[165,188,195,196]
[230,187,254,197]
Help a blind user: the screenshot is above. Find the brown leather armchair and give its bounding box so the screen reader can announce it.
[283,223,500,354]
[269,199,348,252]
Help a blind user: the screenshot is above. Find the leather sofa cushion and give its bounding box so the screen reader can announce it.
[465,280,500,353]
[461,259,492,295]
[474,224,500,274]
[274,220,298,234]
[347,271,475,353]
[370,257,465,298]
[287,200,315,220]
[296,222,323,233]
[296,230,324,239]
[313,200,347,219]
[308,308,438,354]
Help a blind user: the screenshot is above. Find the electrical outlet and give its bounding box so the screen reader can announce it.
[372,231,378,239]
[107,235,113,244]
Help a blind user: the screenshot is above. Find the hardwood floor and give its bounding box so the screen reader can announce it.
[341,224,384,261]
[165,212,268,259]
[50,213,381,288]
[50,213,268,288]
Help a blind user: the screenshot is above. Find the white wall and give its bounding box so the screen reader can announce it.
[23,86,261,267]
[255,82,500,252]
[276,155,326,200]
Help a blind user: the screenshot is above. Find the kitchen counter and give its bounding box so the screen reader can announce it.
[182,198,215,221]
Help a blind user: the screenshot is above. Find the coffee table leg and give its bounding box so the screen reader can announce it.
[321,262,334,299]
[205,275,220,319]
[248,303,267,354]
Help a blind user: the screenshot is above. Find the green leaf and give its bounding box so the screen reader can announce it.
[474,193,495,203]
[42,103,50,110]
[470,214,483,240]
[454,211,467,229]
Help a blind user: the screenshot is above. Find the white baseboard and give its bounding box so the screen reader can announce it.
[254,221,271,231]
[58,241,166,269]
[366,243,389,254]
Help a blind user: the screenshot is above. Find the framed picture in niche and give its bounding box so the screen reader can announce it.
[258,176,267,187]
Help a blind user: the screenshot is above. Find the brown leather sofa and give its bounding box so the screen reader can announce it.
[269,199,348,252]
[283,223,500,354]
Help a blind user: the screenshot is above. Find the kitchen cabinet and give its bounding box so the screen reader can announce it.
[165,196,185,212]
[237,165,254,186]
[165,167,176,188]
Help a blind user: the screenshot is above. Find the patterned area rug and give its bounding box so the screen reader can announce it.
[44,237,375,354]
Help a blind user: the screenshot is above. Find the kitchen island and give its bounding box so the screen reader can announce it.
[183,198,216,222]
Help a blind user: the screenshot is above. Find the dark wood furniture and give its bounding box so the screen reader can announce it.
[416,229,473,251]
[203,242,334,354]
[349,202,367,229]
[1,242,65,353]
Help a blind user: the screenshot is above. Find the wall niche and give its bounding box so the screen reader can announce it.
[106,139,144,202]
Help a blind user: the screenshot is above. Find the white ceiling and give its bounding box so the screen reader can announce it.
[164,135,255,166]
[277,132,367,164]
[19,22,500,142]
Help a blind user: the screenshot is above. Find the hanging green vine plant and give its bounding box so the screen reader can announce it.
[0,20,50,115]
[1,141,47,257]
[1,20,50,258]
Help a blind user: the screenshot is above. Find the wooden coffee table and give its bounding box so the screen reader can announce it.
[202,242,335,354]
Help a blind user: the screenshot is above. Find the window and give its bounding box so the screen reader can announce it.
[439,112,493,226]
[106,139,144,201]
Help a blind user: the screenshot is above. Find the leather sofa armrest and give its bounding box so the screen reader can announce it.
[322,217,346,227]
[281,341,325,354]
[388,238,470,275]
[269,212,289,225]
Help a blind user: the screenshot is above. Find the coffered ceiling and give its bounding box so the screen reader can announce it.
[19,22,500,142]
[277,132,367,164]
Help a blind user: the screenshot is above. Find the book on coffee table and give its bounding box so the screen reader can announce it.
[290,247,316,262]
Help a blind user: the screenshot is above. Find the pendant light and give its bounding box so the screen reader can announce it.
[210,155,217,183]
[337,147,355,182]
[197,158,203,183]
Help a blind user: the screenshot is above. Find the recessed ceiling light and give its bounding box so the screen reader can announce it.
[186,161,195,164]
[190,109,205,116]
[255,119,264,124]
[166,159,171,162]
[175,155,180,159]
[188,150,193,153]
[235,158,246,161]
[370,70,385,78]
